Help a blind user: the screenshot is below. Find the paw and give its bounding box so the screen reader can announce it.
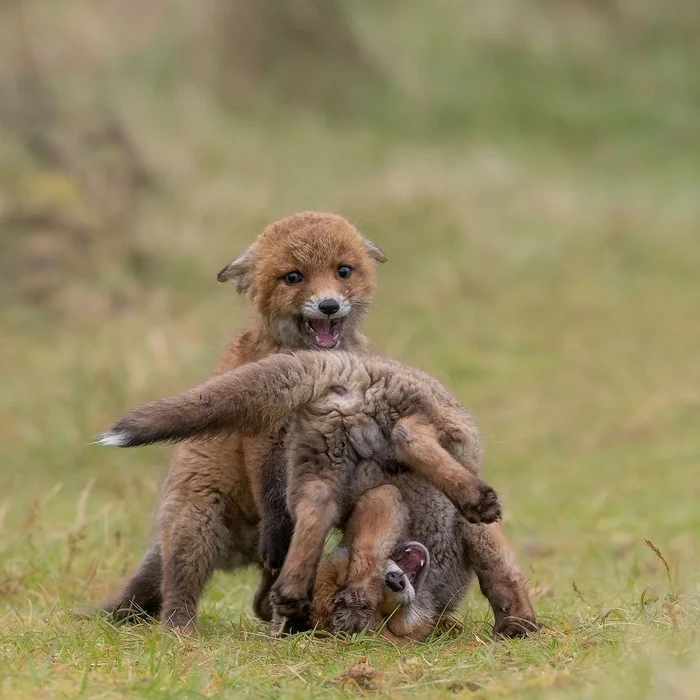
[493,614,540,638]
[331,586,381,633]
[269,583,312,628]
[269,612,313,637]
[459,481,502,524]
[100,599,157,624]
[162,612,196,635]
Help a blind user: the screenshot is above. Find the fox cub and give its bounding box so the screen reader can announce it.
[98,350,537,637]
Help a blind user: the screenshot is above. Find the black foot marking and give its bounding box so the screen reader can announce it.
[460,482,502,524]
[269,585,312,628]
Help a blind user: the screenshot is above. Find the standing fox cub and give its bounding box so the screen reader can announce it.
[99,212,387,631]
[98,351,537,637]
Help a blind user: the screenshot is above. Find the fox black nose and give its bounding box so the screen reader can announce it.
[318,298,341,316]
[385,570,406,592]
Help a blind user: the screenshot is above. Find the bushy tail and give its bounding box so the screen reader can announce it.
[95,352,351,448]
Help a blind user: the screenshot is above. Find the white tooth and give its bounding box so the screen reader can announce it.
[420,559,425,566]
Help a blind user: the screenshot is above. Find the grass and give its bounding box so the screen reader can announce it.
[2,0,700,697]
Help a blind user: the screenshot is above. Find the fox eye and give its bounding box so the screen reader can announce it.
[337,265,353,279]
[283,271,303,285]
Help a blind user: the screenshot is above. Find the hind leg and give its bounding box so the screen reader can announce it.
[102,540,163,622]
[461,522,538,638]
[158,493,233,633]
[393,416,501,524]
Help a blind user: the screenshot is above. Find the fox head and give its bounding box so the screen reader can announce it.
[217,212,386,350]
[312,541,433,639]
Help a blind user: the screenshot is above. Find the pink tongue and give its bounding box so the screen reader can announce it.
[396,546,425,577]
[309,319,336,348]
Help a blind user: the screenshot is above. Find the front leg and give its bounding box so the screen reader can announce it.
[331,484,408,633]
[256,436,294,573]
[269,478,339,634]
[461,522,539,638]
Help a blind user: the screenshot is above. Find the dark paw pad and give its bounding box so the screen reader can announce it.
[269,585,312,626]
[269,613,313,637]
[460,482,502,524]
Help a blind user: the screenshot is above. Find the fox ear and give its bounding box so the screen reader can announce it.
[361,236,388,264]
[216,246,256,293]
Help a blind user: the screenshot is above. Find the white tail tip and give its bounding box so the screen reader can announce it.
[93,430,128,447]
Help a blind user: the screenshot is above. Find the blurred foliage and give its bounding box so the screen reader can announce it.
[1,0,697,297]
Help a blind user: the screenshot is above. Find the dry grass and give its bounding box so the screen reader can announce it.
[2,0,700,697]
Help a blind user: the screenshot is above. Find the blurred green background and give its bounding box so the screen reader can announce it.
[1,0,699,697]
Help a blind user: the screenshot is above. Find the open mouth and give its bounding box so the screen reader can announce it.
[302,318,342,349]
[394,543,428,585]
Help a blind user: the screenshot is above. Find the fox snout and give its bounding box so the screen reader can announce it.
[385,569,406,592]
[302,295,351,320]
[299,294,352,349]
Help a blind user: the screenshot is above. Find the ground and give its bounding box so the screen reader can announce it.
[1,1,700,697]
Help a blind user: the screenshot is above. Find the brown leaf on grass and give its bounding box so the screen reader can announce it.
[663,601,685,628]
[335,657,380,691]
